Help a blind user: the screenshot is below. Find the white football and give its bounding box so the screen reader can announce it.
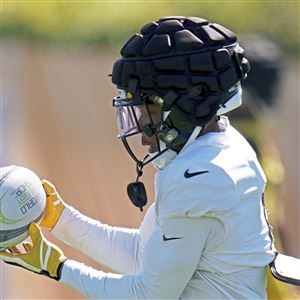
[0,166,46,249]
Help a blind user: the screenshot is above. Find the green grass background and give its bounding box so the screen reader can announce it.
[1,1,299,55]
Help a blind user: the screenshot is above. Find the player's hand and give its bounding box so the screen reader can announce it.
[39,179,66,229]
[0,222,67,280]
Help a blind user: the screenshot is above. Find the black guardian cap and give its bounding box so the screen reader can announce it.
[112,16,250,130]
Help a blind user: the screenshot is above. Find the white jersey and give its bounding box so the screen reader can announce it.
[52,117,275,299]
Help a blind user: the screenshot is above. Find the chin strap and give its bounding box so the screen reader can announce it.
[150,125,203,170]
[217,85,242,115]
[181,126,203,151]
[148,148,177,170]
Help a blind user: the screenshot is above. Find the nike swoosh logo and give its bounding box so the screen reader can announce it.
[163,234,183,241]
[184,169,209,178]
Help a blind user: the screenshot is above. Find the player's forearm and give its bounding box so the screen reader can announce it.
[60,259,144,299]
[52,206,141,274]
[58,214,210,299]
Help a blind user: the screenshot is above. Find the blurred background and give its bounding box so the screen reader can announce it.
[0,1,299,299]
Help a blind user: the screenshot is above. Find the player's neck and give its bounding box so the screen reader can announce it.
[201,116,226,135]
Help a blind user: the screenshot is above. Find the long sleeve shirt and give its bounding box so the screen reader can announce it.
[52,117,275,299]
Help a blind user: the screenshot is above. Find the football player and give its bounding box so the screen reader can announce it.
[0,16,276,299]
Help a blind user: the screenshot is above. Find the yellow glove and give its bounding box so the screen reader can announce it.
[0,222,67,280]
[40,179,66,229]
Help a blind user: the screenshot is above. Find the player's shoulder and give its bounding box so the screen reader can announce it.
[156,148,237,219]
[155,119,264,219]
[159,127,236,188]
[163,151,232,188]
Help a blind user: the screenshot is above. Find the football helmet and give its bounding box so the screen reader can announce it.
[111,16,250,209]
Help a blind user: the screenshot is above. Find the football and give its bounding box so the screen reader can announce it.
[0,165,46,249]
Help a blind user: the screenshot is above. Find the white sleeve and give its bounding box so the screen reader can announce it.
[51,205,140,274]
[59,216,219,299]
[51,204,156,275]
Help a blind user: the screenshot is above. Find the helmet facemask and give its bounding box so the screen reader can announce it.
[113,89,179,170]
